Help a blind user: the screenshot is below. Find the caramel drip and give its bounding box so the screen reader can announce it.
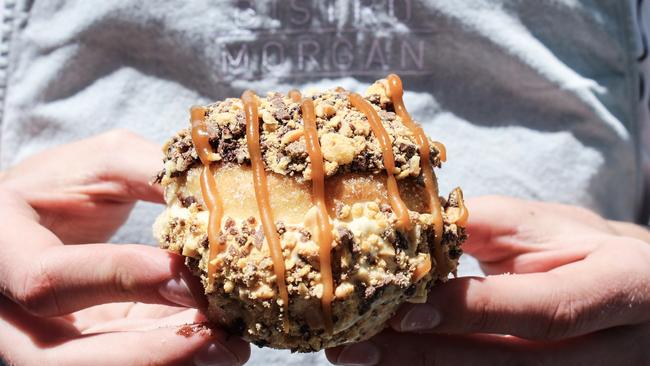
[386,74,447,277]
[349,93,411,230]
[454,187,469,226]
[241,91,290,315]
[413,254,432,282]
[431,141,447,163]
[299,94,334,333]
[190,106,224,283]
[288,89,302,103]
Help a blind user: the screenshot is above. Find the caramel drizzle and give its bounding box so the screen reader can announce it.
[454,187,469,226]
[241,90,290,316]
[412,255,432,282]
[190,106,225,283]
[291,90,335,333]
[386,74,447,277]
[349,93,411,230]
[288,89,302,103]
[431,141,447,163]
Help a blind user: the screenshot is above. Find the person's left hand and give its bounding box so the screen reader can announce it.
[0,129,166,244]
[0,130,250,365]
[326,196,650,366]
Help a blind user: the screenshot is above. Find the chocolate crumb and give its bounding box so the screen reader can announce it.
[176,323,212,338]
[181,195,196,208]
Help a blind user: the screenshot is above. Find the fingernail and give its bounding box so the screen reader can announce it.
[336,341,380,366]
[400,304,441,332]
[159,278,197,308]
[194,341,240,366]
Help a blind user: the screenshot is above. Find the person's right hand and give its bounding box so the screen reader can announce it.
[327,196,650,366]
[0,130,250,365]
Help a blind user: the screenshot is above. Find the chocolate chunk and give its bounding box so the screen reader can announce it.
[254,339,270,348]
[225,217,236,229]
[355,282,370,315]
[152,170,164,184]
[394,230,409,251]
[397,142,416,156]
[237,235,248,245]
[200,235,209,249]
[285,140,307,158]
[270,93,291,121]
[276,222,286,235]
[336,227,356,252]
[217,139,241,162]
[299,324,310,335]
[181,195,196,208]
[299,229,311,241]
[366,94,381,105]
[228,317,247,337]
[448,246,463,260]
[404,284,417,297]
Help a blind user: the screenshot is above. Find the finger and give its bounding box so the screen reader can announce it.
[462,196,613,264]
[0,296,249,366]
[479,236,597,274]
[609,220,650,243]
[123,303,197,320]
[5,244,203,317]
[2,129,164,205]
[81,307,201,333]
[55,325,249,366]
[390,239,650,340]
[327,326,649,366]
[71,303,192,332]
[89,129,165,204]
[0,192,205,317]
[461,195,548,263]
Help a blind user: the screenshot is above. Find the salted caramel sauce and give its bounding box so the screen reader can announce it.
[298,95,335,334]
[431,141,447,163]
[241,90,290,317]
[191,107,214,164]
[386,74,447,277]
[412,254,432,282]
[348,92,411,230]
[453,187,469,226]
[288,89,302,103]
[190,106,224,283]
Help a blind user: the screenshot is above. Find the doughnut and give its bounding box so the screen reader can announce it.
[153,74,467,352]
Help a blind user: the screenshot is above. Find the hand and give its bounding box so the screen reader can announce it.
[326,196,650,366]
[0,129,165,243]
[0,130,250,365]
